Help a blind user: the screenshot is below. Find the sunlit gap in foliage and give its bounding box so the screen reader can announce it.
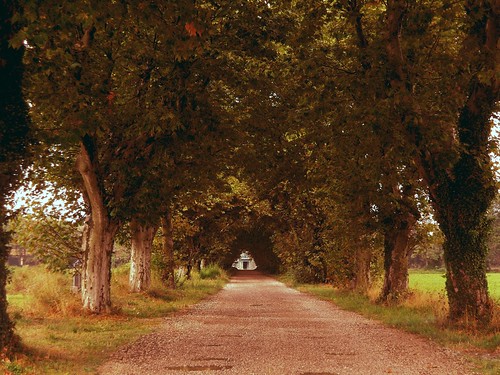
[491,116,500,182]
[8,181,85,222]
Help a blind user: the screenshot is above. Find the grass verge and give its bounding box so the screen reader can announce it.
[280,272,499,375]
[2,264,228,374]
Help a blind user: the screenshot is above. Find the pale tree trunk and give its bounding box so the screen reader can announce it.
[129,219,157,292]
[77,140,119,313]
[379,212,416,303]
[161,212,176,289]
[80,215,118,313]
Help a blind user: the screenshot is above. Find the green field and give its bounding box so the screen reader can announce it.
[409,271,500,302]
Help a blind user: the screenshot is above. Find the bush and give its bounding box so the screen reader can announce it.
[199,264,223,280]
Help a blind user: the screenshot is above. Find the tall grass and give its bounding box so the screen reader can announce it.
[3,265,228,374]
[8,267,82,317]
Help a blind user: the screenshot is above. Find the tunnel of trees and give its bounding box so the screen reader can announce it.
[0,0,498,350]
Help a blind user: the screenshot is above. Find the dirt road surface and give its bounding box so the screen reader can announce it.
[99,271,474,375]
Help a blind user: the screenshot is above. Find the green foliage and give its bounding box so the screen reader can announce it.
[410,220,445,269]
[8,214,82,272]
[0,0,34,353]
[199,264,224,280]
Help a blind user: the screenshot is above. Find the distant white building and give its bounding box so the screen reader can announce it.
[232,251,257,270]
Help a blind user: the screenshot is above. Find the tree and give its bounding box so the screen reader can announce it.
[8,212,82,272]
[382,0,498,324]
[0,0,32,352]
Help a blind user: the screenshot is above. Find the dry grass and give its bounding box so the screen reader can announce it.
[3,264,228,374]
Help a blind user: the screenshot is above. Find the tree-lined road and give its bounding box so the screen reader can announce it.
[99,271,472,375]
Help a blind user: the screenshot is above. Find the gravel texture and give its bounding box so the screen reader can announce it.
[98,270,475,375]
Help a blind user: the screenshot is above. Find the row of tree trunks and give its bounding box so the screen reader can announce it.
[345,2,416,301]
[129,219,157,292]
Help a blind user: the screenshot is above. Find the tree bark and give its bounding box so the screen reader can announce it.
[129,219,157,292]
[77,141,119,313]
[0,199,14,352]
[352,247,371,292]
[80,215,118,313]
[161,212,176,289]
[379,212,416,303]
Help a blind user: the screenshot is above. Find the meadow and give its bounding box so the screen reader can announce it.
[409,271,500,302]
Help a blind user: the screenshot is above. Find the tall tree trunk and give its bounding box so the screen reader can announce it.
[385,0,498,324]
[379,212,416,303]
[129,219,157,292]
[77,141,119,313]
[0,0,31,352]
[161,212,176,289]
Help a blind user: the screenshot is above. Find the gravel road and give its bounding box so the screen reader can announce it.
[99,270,474,375]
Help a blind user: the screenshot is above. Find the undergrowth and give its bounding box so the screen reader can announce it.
[2,264,228,374]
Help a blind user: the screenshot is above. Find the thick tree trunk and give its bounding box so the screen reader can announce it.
[161,212,176,289]
[80,215,118,313]
[379,213,416,303]
[438,203,492,324]
[77,141,119,313]
[129,219,157,292]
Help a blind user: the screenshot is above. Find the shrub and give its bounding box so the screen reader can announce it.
[199,264,223,280]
